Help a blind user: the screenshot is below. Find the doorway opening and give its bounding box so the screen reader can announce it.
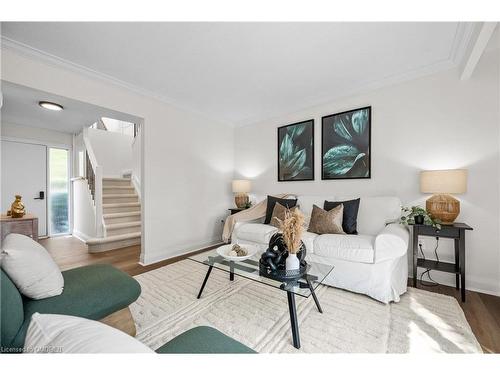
[1,81,144,262]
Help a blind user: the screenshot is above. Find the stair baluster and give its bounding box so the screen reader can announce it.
[85,151,95,200]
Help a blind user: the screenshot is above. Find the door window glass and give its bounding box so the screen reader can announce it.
[49,148,69,235]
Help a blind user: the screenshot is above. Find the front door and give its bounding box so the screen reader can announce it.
[1,140,48,236]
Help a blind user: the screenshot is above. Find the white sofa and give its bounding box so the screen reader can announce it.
[231,195,409,303]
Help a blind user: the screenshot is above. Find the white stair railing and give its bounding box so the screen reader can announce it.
[82,128,104,237]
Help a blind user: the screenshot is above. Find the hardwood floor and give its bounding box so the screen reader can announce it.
[40,235,500,353]
[411,280,500,353]
[40,235,216,276]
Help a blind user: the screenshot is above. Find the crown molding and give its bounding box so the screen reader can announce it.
[0,36,234,127]
[237,58,456,127]
[1,36,163,100]
[236,22,480,128]
[449,22,478,65]
[237,57,458,127]
[1,23,478,129]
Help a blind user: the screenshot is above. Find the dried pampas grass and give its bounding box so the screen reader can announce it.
[277,208,305,254]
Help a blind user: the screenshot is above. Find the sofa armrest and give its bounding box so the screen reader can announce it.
[233,217,265,232]
[374,223,409,263]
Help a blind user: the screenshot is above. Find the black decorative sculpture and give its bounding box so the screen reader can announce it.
[259,232,307,273]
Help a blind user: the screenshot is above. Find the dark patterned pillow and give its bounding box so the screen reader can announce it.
[324,198,360,234]
[264,195,298,224]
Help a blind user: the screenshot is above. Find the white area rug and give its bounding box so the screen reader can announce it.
[130,259,482,353]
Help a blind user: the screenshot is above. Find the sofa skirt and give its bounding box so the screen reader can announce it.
[307,253,408,304]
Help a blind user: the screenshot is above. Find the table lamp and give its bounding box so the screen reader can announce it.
[420,169,467,224]
[232,179,251,209]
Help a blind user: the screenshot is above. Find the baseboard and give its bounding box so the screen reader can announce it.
[139,240,223,266]
[408,275,500,297]
[72,230,91,243]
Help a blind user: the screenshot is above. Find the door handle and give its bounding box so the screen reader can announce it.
[34,191,45,200]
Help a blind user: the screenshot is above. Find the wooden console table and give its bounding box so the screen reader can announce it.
[412,222,472,302]
[1,214,39,241]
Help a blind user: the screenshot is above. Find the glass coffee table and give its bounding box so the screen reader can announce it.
[189,249,334,349]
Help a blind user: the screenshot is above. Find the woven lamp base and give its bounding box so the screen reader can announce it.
[234,193,249,209]
[426,194,460,224]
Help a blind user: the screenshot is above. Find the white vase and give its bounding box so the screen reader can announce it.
[286,253,300,271]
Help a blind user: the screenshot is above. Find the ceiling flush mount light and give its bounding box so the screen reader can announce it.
[39,101,64,111]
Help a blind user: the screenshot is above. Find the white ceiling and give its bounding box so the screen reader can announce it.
[1,81,141,133]
[1,22,476,126]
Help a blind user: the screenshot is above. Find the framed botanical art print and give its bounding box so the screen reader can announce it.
[322,106,371,179]
[278,119,314,181]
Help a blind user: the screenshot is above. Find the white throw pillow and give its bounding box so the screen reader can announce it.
[24,313,154,353]
[1,233,64,299]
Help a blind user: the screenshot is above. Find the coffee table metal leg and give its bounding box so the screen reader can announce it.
[197,265,213,299]
[306,279,323,313]
[230,261,235,281]
[287,291,300,349]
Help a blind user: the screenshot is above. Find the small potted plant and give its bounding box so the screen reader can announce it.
[278,208,305,271]
[400,206,442,230]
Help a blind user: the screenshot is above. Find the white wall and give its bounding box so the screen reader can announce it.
[1,47,234,265]
[72,178,97,239]
[87,127,133,177]
[1,122,72,146]
[234,51,500,296]
[71,132,95,239]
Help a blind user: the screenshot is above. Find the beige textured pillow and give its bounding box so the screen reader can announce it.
[307,204,345,235]
[270,202,298,228]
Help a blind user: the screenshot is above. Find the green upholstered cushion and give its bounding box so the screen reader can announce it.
[10,264,141,349]
[155,326,255,354]
[0,270,24,351]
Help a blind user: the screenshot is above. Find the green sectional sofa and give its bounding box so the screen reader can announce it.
[1,264,141,352]
[155,326,255,353]
[1,264,255,354]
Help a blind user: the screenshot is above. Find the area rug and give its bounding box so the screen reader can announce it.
[130,258,482,353]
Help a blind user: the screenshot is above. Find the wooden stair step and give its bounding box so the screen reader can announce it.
[86,232,141,253]
[103,202,140,208]
[103,194,138,204]
[86,232,141,244]
[103,186,136,190]
[103,211,141,219]
[103,177,132,187]
[103,177,131,182]
[103,202,141,214]
[105,221,141,230]
[103,194,138,198]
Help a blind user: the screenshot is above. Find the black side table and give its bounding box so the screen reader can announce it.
[412,222,473,302]
[228,208,245,215]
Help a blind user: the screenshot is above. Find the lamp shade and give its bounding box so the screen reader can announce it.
[420,169,467,194]
[232,179,251,193]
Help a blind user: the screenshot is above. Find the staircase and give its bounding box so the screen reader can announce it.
[86,177,141,252]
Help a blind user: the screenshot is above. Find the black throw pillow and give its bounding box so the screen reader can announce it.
[324,198,360,234]
[264,195,298,224]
